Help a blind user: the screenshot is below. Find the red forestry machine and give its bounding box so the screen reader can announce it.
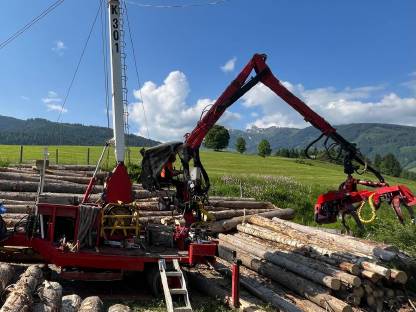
[140,53,416,231]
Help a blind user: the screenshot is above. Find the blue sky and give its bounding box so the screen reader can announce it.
[0,0,415,141]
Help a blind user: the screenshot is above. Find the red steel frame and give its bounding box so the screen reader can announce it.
[2,203,217,273]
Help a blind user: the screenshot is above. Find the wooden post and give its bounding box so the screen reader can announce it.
[19,145,23,163]
[87,148,90,165]
[55,149,59,164]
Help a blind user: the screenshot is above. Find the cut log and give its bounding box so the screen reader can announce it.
[0,265,44,312]
[390,268,408,284]
[210,208,295,233]
[214,257,325,312]
[78,296,103,312]
[209,196,256,201]
[2,205,34,214]
[361,270,382,283]
[236,222,359,275]
[218,241,352,312]
[0,263,14,292]
[270,216,397,260]
[61,294,82,312]
[0,171,98,185]
[233,232,361,287]
[108,304,132,312]
[0,179,101,194]
[209,208,275,221]
[186,266,268,312]
[359,260,391,278]
[33,280,62,312]
[220,233,341,290]
[209,200,274,209]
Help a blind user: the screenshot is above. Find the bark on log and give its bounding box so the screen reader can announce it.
[209,196,256,201]
[185,267,268,312]
[0,171,98,185]
[33,280,62,312]
[361,270,382,283]
[108,304,132,312]
[0,263,14,292]
[236,222,360,275]
[209,209,275,221]
[61,294,82,312]
[218,242,352,312]
[270,216,397,261]
[390,268,408,284]
[209,200,274,209]
[0,265,44,312]
[214,257,324,312]
[42,165,97,171]
[247,218,392,279]
[220,233,341,290]
[233,231,361,287]
[2,205,34,214]
[0,179,102,194]
[359,260,391,278]
[210,208,295,233]
[78,296,103,312]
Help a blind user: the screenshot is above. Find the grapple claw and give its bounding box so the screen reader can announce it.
[391,195,405,224]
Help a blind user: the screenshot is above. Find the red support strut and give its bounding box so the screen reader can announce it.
[231,259,241,308]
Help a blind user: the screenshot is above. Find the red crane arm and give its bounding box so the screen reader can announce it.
[184,53,384,182]
[184,53,335,149]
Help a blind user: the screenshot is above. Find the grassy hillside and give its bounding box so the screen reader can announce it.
[229,123,416,171]
[0,115,159,147]
[0,145,415,255]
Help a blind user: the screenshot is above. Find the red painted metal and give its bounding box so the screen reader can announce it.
[104,162,132,204]
[231,260,241,308]
[2,202,217,276]
[82,176,97,203]
[184,53,335,149]
[60,270,124,281]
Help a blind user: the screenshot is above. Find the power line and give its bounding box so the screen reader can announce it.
[125,0,228,9]
[57,0,104,123]
[0,0,65,50]
[123,1,150,140]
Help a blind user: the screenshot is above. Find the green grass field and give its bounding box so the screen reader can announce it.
[1,145,415,255]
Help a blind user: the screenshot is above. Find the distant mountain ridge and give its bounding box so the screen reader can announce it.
[229,123,416,171]
[0,115,159,147]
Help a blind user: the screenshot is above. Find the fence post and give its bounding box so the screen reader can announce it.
[87,148,90,165]
[55,149,59,164]
[19,145,23,163]
[127,148,131,165]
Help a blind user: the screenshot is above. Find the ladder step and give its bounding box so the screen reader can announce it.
[165,271,183,277]
[170,288,187,295]
[174,307,193,312]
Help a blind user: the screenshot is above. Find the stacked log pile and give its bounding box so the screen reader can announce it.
[0,165,294,229]
[0,263,130,311]
[217,215,415,312]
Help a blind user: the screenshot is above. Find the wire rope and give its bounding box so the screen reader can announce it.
[0,0,65,50]
[125,0,228,9]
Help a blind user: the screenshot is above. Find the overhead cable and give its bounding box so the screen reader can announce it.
[0,0,65,50]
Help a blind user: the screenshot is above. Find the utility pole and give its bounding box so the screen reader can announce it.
[108,0,125,163]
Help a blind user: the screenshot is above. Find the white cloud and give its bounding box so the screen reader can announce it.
[130,71,240,142]
[47,103,67,113]
[242,81,416,128]
[20,96,29,101]
[220,57,237,73]
[42,91,67,113]
[402,79,416,95]
[52,40,66,55]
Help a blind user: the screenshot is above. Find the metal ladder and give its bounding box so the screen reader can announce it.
[158,259,193,312]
